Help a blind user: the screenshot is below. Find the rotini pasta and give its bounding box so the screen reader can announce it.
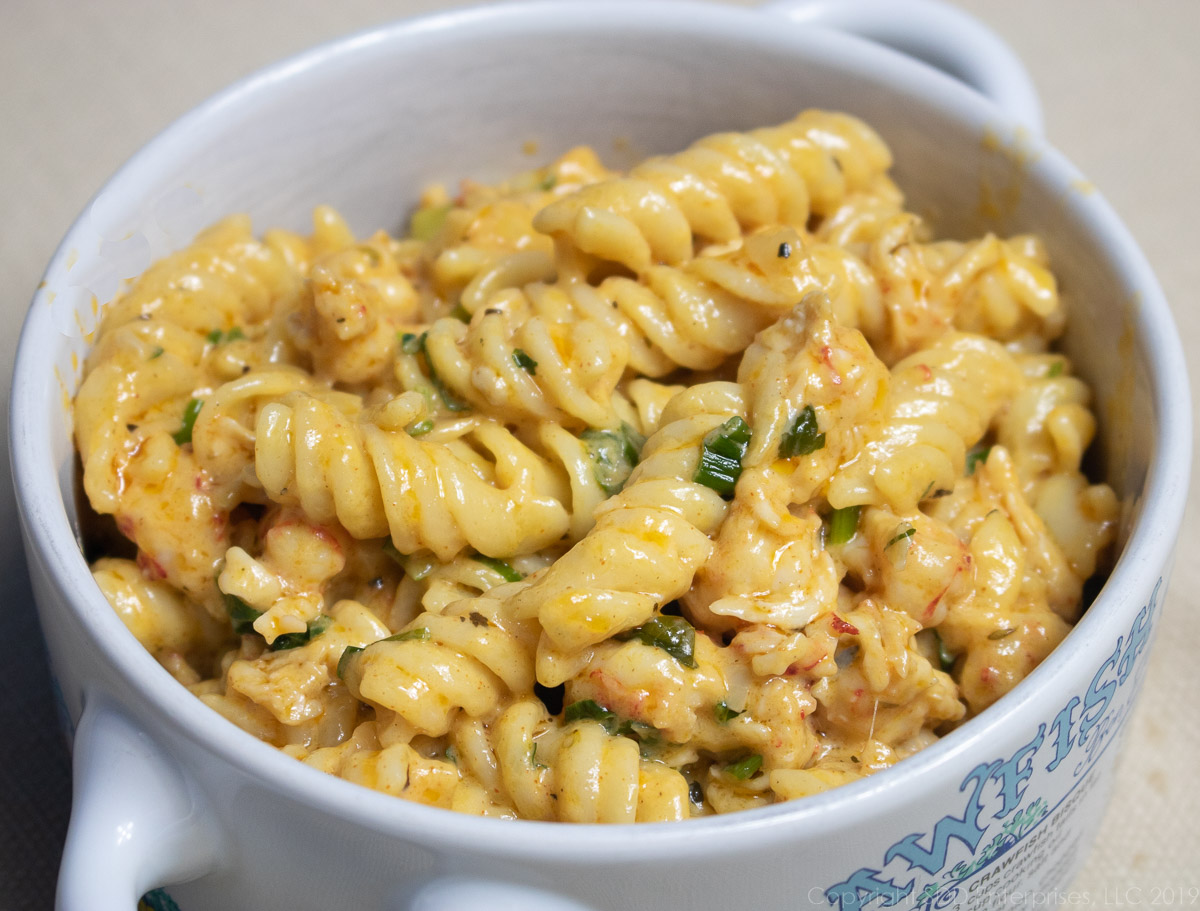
[74,110,1119,822]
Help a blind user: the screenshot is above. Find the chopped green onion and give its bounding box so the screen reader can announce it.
[381,539,405,566]
[223,592,262,636]
[472,553,524,582]
[562,699,659,745]
[149,346,164,360]
[397,331,469,412]
[726,754,763,780]
[618,615,697,669]
[410,203,452,242]
[513,349,538,374]
[564,699,620,729]
[582,423,645,495]
[1047,361,1065,378]
[714,701,742,724]
[988,627,1017,641]
[407,419,434,437]
[779,405,825,458]
[399,332,423,355]
[384,627,431,642]
[966,445,991,475]
[934,631,957,672]
[171,398,203,446]
[336,645,363,680]
[449,303,471,323]
[270,615,331,652]
[539,174,558,191]
[206,327,244,345]
[693,416,751,499]
[530,742,547,768]
[886,525,916,549]
[828,506,861,545]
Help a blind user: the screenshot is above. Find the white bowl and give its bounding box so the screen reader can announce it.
[11,2,1189,910]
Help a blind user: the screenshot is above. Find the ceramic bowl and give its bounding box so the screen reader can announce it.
[11,2,1189,909]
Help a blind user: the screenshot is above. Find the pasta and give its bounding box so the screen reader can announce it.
[73,110,1119,821]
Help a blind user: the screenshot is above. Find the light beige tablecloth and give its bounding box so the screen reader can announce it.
[1,1,1196,907]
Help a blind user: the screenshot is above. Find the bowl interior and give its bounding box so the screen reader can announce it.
[18,0,1179,837]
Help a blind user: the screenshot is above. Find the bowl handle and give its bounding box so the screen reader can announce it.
[56,694,224,911]
[761,0,1044,132]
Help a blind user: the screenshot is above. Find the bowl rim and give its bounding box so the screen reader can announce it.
[10,0,1191,859]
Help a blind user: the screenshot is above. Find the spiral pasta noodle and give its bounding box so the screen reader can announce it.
[75,109,1120,821]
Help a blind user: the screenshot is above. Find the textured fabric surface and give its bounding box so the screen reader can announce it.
[1,1,1196,907]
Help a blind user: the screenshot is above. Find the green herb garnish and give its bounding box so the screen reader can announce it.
[206,327,244,345]
[223,592,262,636]
[966,445,991,475]
[410,203,452,242]
[886,525,916,549]
[693,416,751,498]
[407,419,434,437]
[149,346,164,360]
[617,615,697,669]
[270,615,331,651]
[171,398,203,446]
[934,630,957,672]
[714,701,742,724]
[513,349,538,374]
[726,754,763,780]
[988,627,1017,641]
[337,646,363,680]
[399,332,423,355]
[564,699,620,729]
[472,553,525,582]
[779,404,825,458]
[449,303,471,323]
[445,745,458,765]
[828,505,861,545]
[583,423,645,495]
[539,173,558,191]
[1047,361,1065,378]
[384,627,431,642]
[530,742,547,768]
